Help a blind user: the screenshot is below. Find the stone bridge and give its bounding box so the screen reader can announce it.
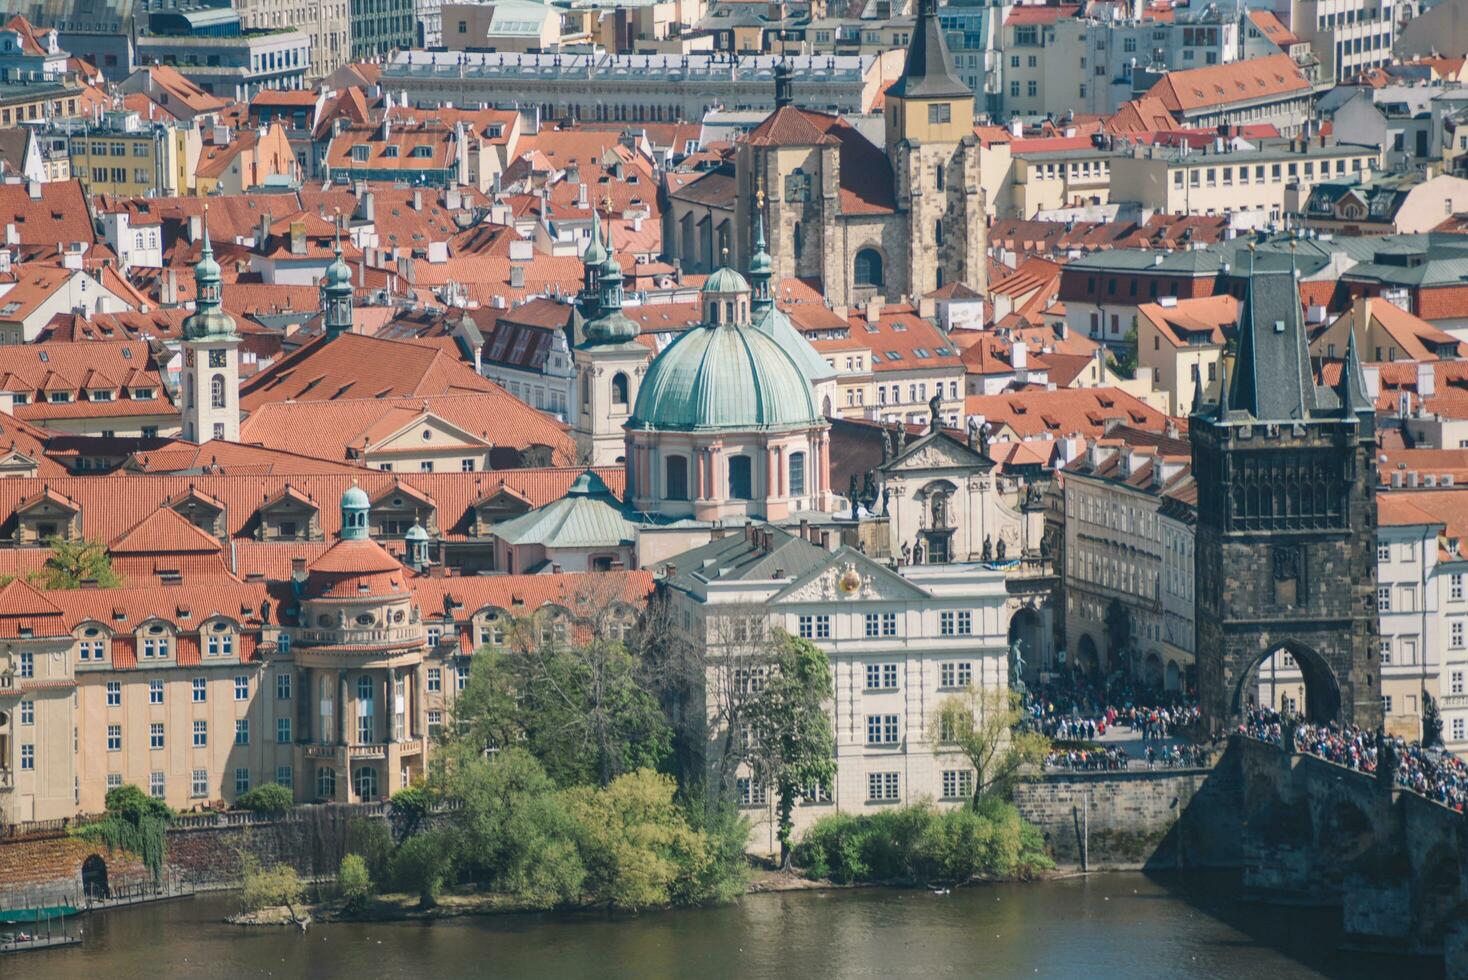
[1236,735,1467,971]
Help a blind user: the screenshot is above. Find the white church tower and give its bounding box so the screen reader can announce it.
[180,207,242,443]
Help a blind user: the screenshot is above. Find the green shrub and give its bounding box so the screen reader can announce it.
[234,783,294,817]
[392,828,456,908]
[345,818,395,888]
[75,783,174,883]
[338,853,372,912]
[240,858,304,914]
[793,801,1052,884]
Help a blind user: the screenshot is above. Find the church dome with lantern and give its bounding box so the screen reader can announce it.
[623,256,830,522]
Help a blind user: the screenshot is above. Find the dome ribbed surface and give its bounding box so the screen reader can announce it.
[629,321,821,432]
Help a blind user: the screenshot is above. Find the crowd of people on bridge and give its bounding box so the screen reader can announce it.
[1242,709,1468,812]
[1041,742,1209,771]
[1024,677,1201,744]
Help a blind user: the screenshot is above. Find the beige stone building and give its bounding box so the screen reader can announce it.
[1136,294,1236,417]
[235,0,351,81]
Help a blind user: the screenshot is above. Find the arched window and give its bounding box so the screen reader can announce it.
[728,454,753,500]
[353,765,378,799]
[934,220,944,246]
[854,248,883,288]
[317,766,336,799]
[792,221,803,261]
[936,165,945,192]
[789,451,806,496]
[210,374,226,409]
[611,372,629,407]
[665,455,689,500]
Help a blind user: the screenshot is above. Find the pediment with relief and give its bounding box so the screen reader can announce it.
[772,552,929,605]
[882,432,992,474]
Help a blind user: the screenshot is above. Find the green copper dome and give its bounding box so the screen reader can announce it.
[582,210,607,268]
[629,318,821,432]
[703,266,750,295]
[323,248,352,291]
[182,223,238,342]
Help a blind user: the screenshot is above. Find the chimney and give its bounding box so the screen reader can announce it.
[1010,116,1023,138]
[289,220,306,256]
[1363,365,1381,399]
[411,188,422,211]
[1012,338,1027,381]
[510,264,525,289]
[865,297,883,323]
[188,213,202,243]
[4,222,16,246]
[162,267,177,305]
[258,211,270,248]
[26,179,40,201]
[1418,362,1436,398]
[213,124,229,146]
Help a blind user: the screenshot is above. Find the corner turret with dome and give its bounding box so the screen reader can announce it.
[624,253,831,522]
[321,215,354,341]
[291,481,431,803]
[181,205,242,444]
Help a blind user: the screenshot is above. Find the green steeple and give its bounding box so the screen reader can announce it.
[578,206,608,320]
[749,196,773,315]
[182,206,238,342]
[322,220,353,341]
[583,223,639,345]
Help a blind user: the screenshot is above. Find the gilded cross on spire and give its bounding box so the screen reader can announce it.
[756,174,765,210]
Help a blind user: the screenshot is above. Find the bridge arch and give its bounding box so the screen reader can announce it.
[1414,842,1462,946]
[1234,640,1342,723]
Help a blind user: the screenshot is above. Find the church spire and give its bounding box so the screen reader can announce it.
[1230,245,1316,422]
[583,206,638,345]
[886,0,971,102]
[1338,320,1374,417]
[749,178,774,315]
[321,211,353,341]
[182,204,236,343]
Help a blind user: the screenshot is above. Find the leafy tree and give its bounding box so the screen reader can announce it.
[1423,692,1444,747]
[1107,324,1139,380]
[344,817,395,888]
[743,632,836,867]
[234,783,294,817]
[34,535,122,589]
[240,856,305,917]
[75,783,173,883]
[391,827,456,909]
[338,853,373,913]
[389,786,431,839]
[449,581,671,787]
[928,687,1048,808]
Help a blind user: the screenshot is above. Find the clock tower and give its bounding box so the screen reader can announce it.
[181,207,242,443]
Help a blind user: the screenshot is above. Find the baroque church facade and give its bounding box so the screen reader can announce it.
[665,0,988,307]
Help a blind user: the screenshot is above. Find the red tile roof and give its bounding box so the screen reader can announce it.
[965,386,1170,439]
[744,107,896,215]
[1145,53,1310,113]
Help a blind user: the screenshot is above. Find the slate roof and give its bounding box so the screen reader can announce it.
[490,471,638,549]
[661,524,828,589]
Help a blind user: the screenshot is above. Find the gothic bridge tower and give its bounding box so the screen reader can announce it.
[1190,255,1381,731]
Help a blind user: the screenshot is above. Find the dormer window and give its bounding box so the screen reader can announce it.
[351,145,369,162]
[383,145,399,158]
[49,391,70,403]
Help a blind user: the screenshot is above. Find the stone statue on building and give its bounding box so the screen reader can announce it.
[897,425,908,454]
[915,538,926,564]
[967,415,980,450]
[996,537,1007,561]
[982,535,992,562]
[862,471,877,512]
[881,486,891,516]
[901,541,911,565]
[849,474,860,519]
[928,392,943,433]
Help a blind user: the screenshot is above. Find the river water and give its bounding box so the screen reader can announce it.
[17,871,1433,980]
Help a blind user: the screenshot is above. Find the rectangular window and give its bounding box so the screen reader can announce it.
[957,611,972,635]
[1378,543,1390,562]
[149,679,163,704]
[1454,574,1464,602]
[107,773,122,790]
[867,771,900,802]
[234,676,249,700]
[19,700,32,725]
[19,653,32,678]
[1454,622,1465,649]
[1455,718,1466,741]
[941,611,955,635]
[815,615,831,639]
[927,103,951,125]
[1453,671,1465,695]
[193,720,207,747]
[455,665,468,692]
[882,612,896,637]
[798,615,814,639]
[941,662,974,688]
[277,673,292,699]
[192,677,206,702]
[150,722,165,749]
[235,719,249,746]
[1377,586,1391,612]
[865,714,900,745]
[192,769,208,798]
[107,681,121,706]
[428,709,443,738]
[736,777,768,807]
[277,717,292,744]
[865,613,881,638]
[235,768,251,795]
[428,667,441,692]
[866,663,898,689]
[1382,695,1393,714]
[150,772,165,798]
[941,769,974,800]
[276,766,293,790]
[107,724,121,751]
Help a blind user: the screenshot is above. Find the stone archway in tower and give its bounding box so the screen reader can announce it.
[1234,641,1342,723]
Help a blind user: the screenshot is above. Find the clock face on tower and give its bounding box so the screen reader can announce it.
[208,349,227,368]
